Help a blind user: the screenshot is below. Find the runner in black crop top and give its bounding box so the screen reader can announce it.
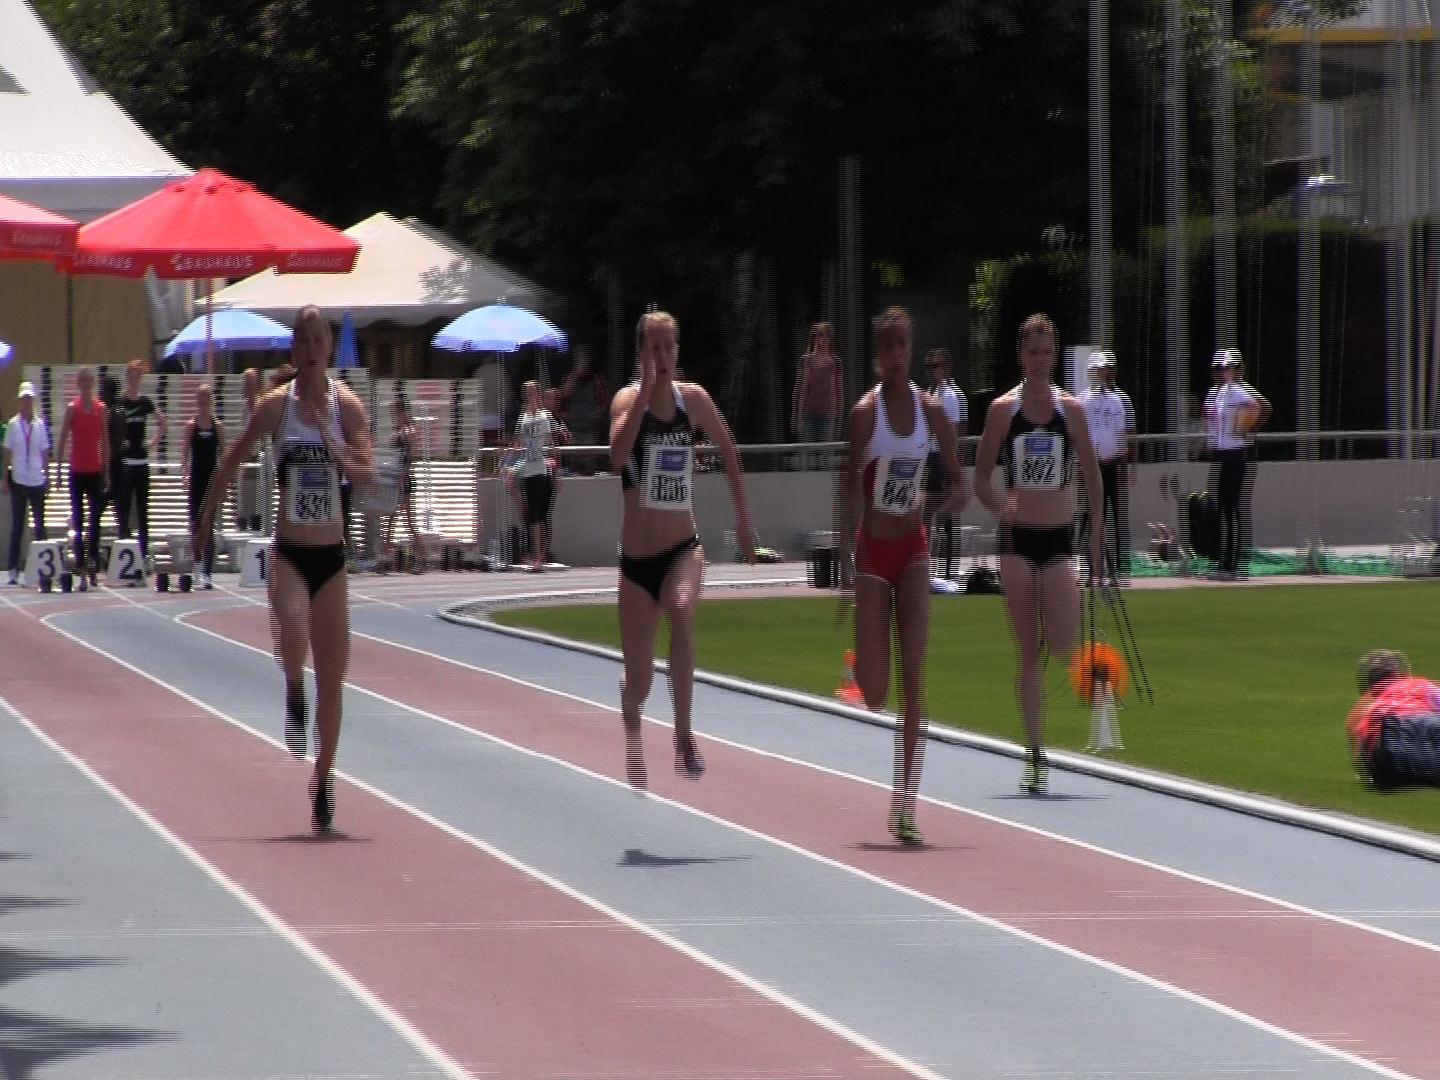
[973,314,1104,800]
[610,311,753,793]
[620,385,694,492]
[997,387,1074,491]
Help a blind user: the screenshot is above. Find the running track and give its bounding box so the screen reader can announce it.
[2,567,1439,1079]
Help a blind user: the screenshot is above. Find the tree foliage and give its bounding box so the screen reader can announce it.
[398,0,1162,303]
[32,0,444,227]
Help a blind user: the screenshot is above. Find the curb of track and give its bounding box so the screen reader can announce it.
[437,587,1440,865]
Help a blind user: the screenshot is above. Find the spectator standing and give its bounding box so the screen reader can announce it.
[182,382,225,589]
[1203,348,1265,581]
[1077,350,1136,583]
[514,380,560,571]
[4,381,50,585]
[115,359,165,565]
[792,322,843,456]
[923,347,967,578]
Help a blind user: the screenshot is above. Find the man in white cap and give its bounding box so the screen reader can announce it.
[3,381,51,585]
[1078,350,1135,583]
[1203,348,1265,580]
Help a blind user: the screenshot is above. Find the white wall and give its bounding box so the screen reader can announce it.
[5,459,1432,571]
[521,458,1437,567]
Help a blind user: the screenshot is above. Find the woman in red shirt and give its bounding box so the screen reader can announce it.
[56,367,110,585]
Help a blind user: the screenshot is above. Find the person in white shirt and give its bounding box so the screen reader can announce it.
[3,382,51,585]
[1203,348,1267,580]
[1077,351,1136,583]
[923,347,967,578]
[513,380,558,572]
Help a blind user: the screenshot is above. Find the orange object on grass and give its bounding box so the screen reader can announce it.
[836,648,864,705]
[1069,642,1128,702]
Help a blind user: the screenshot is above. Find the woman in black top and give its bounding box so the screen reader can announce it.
[609,310,753,787]
[382,391,425,572]
[182,381,225,588]
[116,358,166,564]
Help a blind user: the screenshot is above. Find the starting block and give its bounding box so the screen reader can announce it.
[240,538,270,587]
[108,538,146,588]
[23,540,63,590]
[154,572,194,593]
[156,534,196,593]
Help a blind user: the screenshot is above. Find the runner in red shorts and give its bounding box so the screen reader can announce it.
[845,307,965,844]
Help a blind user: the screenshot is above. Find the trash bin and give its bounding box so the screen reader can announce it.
[806,530,838,589]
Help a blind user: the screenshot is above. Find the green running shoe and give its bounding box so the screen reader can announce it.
[1019,751,1049,795]
[888,810,924,846]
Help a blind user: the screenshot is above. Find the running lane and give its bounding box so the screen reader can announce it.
[0,603,926,1079]
[182,600,1440,1080]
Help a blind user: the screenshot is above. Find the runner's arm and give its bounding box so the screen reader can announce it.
[922,394,967,514]
[685,385,754,561]
[972,398,1009,518]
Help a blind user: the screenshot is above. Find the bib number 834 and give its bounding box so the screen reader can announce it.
[882,479,915,510]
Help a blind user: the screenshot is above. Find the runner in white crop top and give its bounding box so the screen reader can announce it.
[844,306,966,846]
[194,306,373,835]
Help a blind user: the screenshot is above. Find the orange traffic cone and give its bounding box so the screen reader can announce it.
[836,648,864,705]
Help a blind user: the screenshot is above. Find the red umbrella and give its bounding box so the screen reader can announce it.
[0,192,79,259]
[64,167,358,278]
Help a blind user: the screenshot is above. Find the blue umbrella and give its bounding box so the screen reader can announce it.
[166,308,293,357]
[432,303,566,353]
[0,339,12,368]
[335,310,359,368]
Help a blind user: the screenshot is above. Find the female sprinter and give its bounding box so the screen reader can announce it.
[195,306,373,833]
[973,314,1103,795]
[611,310,754,788]
[847,306,965,844]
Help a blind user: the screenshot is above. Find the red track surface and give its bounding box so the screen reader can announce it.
[8,593,1440,1079]
[0,606,913,1079]
[187,604,1440,1080]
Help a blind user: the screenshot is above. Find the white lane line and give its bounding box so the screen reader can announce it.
[0,688,471,1080]
[165,608,1422,1080]
[340,622,1440,960]
[41,610,945,1080]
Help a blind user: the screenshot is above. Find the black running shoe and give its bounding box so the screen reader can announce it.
[284,688,307,758]
[674,733,706,780]
[310,773,334,833]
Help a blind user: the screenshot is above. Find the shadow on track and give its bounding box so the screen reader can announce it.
[0,856,169,1080]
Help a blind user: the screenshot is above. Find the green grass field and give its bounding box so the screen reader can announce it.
[493,582,1440,836]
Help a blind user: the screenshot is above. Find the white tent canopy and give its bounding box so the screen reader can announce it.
[0,1,191,386]
[211,212,558,327]
[0,0,189,220]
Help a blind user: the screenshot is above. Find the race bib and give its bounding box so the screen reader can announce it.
[872,454,923,514]
[641,443,693,511]
[285,463,341,525]
[1014,432,1062,491]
